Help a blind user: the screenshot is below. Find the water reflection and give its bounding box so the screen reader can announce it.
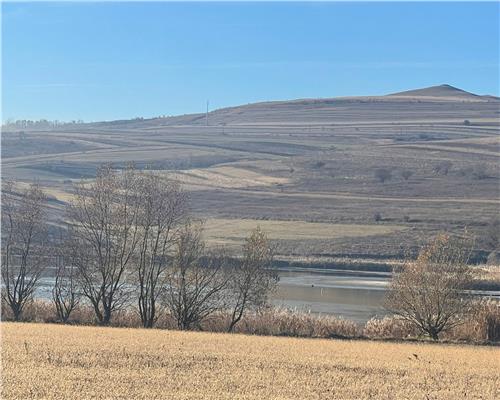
[271,270,390,323]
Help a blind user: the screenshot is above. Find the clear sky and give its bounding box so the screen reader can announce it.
[2,1,499,122]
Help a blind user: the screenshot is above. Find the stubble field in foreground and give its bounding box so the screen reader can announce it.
[2,323,499,399]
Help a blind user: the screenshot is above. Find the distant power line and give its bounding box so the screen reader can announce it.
[206,100,209,126]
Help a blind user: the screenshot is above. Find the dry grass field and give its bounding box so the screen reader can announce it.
[2,322,499,400]
[203,217,405,248]
[171,165,290,189]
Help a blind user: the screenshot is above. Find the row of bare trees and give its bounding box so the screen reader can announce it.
[1,166,278,331]
[2,166,490,340]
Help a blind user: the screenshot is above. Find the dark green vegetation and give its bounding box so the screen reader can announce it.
[2,85,499,263]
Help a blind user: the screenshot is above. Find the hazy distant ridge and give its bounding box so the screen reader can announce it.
[38,84,499,130]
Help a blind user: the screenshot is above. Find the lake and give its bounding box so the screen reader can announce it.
[271,269,390,323]
[35,268,498,325]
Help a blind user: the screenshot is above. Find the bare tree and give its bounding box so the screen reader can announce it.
[52,251,81,323]
[1,182,49,321]
[471,164,489,180]
[134,172,188,328]
[374,168,392,183]
[163,222,229,330]
[227,227,278,332]
[433,161,452,176]
[400,170,413,181]
[66,165,141,325]
[385,233,476,340]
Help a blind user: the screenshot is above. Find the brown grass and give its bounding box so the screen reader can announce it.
[4,299,499,343]
[2,322,499,400]
[1,301,359,339]
[170,165,290,189]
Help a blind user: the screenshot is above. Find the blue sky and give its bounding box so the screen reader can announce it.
[2,2,499,122]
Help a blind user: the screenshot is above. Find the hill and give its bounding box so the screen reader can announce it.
[4,85,498,130]
[2,84,499,263]
[3,322,499,399]
[76,84,498,129]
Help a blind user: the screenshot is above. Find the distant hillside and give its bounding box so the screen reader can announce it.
[69,84,500,129]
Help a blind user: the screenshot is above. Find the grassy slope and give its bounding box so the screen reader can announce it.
[2,322,499,399]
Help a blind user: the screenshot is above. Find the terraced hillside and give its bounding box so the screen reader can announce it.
[2,85,499,262]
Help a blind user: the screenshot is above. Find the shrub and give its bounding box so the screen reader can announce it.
[311,160,326,169]
[400,170,413,181]
[458,164,490,180]
[433,161,452,175]
[471,164,489,180]
[385,233,476,340]
[374,168,392,183]
[443,300,500,343]
[486,251,500,266]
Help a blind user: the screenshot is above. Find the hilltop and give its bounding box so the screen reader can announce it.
[387,84,490,100]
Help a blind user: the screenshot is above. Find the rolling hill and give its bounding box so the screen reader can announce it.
[2,84,499,262]
[78,84,499,129]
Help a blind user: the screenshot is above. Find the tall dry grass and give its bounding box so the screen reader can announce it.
[1,300,359,338]
[363,300,500,343]
[2,298,498,343]
[204,308,359,338]
[363,316,418,339]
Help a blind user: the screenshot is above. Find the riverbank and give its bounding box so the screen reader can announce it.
[3,299,499,344]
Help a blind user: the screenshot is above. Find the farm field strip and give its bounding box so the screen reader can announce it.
[387,144,500,157]
[170,166,290,189]
[203,218,405,246]
[219,187,500,205]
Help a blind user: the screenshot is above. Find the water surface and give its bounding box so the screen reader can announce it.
[271,269,389,323]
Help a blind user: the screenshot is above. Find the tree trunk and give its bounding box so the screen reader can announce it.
[227,307,243,333]
[428,327,440,340]
[12,302,23,321]
[102,304,112,325]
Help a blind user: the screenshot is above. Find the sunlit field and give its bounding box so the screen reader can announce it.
[203,217,405,247]
[2,323,498,399]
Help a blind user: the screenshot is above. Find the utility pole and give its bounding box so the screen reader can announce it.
[206,100,209,126]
